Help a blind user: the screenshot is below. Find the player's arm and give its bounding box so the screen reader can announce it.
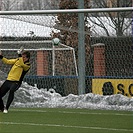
[2,58,18,65]
[0,49,18,64]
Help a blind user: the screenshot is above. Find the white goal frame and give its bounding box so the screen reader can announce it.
[0,40,78,76]
[0,7,132,15]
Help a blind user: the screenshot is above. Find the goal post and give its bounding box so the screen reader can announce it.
[52,43,78,76]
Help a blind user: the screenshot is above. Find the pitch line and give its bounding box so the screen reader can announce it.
[0,121,132,132]
[11,109,133,116]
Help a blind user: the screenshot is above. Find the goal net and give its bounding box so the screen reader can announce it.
[0,5,132,96]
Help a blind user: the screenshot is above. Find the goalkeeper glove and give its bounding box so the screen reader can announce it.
[17,46,24,54]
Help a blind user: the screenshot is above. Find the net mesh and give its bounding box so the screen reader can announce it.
[0,1,132,97]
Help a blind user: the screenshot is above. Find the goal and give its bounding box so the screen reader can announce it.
[0,40,78,76]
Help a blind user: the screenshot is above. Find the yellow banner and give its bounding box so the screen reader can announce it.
[92,79,133,97]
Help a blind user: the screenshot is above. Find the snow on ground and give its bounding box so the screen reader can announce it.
[1,81,133,111]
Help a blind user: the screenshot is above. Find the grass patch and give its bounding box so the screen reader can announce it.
[0,108,133,133]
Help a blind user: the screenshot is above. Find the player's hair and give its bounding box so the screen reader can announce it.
[22,51,30,59]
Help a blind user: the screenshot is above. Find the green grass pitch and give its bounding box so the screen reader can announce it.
[0,108,133,133]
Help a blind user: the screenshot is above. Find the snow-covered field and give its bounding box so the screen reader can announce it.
[1,81,133,111]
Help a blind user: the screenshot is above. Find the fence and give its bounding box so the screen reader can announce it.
[0,7,132,96]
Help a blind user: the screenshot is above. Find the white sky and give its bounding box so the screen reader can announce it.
[0,17,54,37]
[0,16,131,37]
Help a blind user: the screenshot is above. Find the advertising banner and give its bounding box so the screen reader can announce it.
[92,79,133,97]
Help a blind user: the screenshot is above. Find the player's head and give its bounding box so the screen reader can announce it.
[22,51,30,62]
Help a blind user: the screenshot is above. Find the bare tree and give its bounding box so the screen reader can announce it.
[88,0,132,36]
[0,0,60,11]
[20,0,59,10]
[1,0,20,10]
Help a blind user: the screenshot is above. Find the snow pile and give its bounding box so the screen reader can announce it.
[2,82,132,111]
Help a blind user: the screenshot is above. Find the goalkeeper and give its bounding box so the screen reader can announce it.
[0,47,30,113]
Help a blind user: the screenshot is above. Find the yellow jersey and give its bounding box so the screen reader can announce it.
[2,57,30,82]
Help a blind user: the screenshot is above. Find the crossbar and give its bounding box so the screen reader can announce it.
[0,7,132,15]
[0,40,51,44]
